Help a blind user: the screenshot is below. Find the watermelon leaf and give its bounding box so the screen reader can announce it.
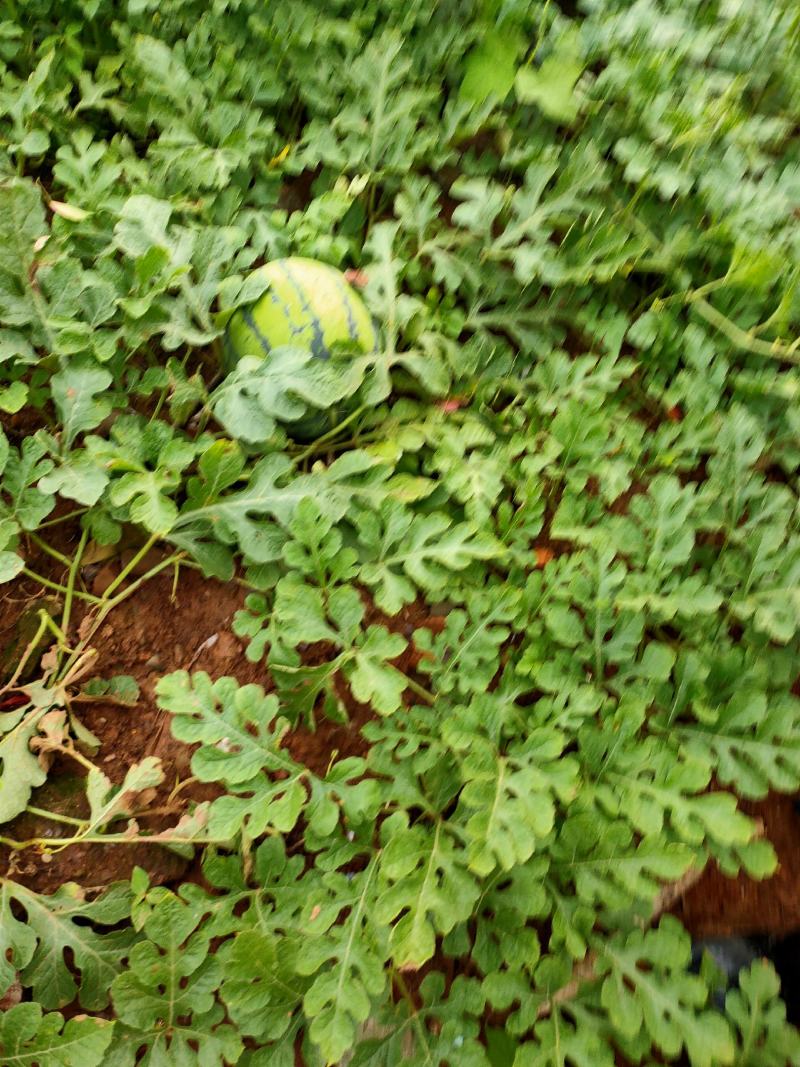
[0,1003,113,1067]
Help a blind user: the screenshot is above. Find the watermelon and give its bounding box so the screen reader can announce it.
[224,257,376,373]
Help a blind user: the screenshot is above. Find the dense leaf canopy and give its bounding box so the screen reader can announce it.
[1,0,799,1064]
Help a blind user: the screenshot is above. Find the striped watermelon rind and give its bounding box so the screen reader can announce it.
[224,257,377,374]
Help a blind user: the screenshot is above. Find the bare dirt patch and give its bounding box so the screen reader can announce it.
[674,791,800,939]
[1,562,261,893]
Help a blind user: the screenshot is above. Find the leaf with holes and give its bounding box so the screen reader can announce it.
[220,929,307,1044]
[108,888,241,1067]
[598,918,735,1067]
[296,859,386,1064]
[355,500,501,615]
[725,961,800,1067]
[0,1003,113,1067]
[671,691,800,800]
[375,813,480,967]
[0,880,135,1010]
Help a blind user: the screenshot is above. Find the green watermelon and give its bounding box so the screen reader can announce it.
[224,257,376,372]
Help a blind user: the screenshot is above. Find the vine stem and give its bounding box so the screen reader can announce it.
[103,551,184,612]
[36,507,90,530]
[57,527,88,673]
[25,806,85,827]
[100,532,160,601]
[391,967,431,1052]
[56,743,99,775]
[28,532,72,569]
[649,274,729,311]
[691,296,800,366]
[403,676,435,704]
[21,568,101,604]
[294,403,369,464]
[58,550,184,679]
[0,831,225,850]
[0,610,48,694]
[167,775,199,803]
[612,189,800,364]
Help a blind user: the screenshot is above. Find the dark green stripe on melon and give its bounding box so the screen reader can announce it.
[277,260,328,360]
[241,309,272,356]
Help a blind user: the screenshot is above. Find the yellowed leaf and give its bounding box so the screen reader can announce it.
[49,199,90,222]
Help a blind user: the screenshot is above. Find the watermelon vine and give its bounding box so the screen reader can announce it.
[1,1,800,1064]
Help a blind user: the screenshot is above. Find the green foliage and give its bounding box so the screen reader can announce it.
[725,962,800,1067]
[108,888,242,1065]
[1,0,800,1065]
[598,918,735,1066]
[0,880,134,1010]
[210,351,361,444]
[355,499,501,613]
[0,1003,113,1067]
